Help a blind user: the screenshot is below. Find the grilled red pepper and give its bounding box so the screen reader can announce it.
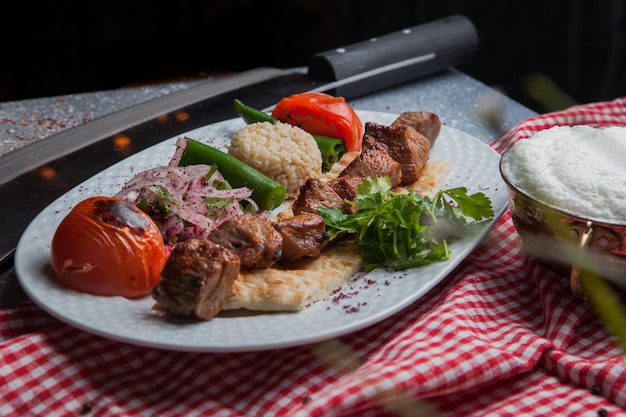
[271,92,364,152]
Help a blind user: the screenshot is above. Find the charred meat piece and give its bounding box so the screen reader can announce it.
[293,178,351,216]
[329,175,363,202]
[152,239,240,320]
[392,111,441,146]
[339,143,403,187]
[208,213,282,269]
[362,122,430,185]
[272,214,329,262]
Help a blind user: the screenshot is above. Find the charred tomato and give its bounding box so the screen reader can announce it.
[50,196,166,298]
[271,92,364,152]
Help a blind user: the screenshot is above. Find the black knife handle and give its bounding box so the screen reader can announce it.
[308,14,478,98]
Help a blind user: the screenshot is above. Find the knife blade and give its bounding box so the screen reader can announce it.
[0,15,477,265]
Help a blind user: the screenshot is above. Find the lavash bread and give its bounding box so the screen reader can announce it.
[222,244,361,311]
[404,161,452,197]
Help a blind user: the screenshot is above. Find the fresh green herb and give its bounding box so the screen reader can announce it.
[204,196,235,218]
[136,185,178,215]
[206,164,235,191]
[319,177,494,272]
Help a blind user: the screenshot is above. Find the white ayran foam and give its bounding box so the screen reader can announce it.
[501,125,626,224]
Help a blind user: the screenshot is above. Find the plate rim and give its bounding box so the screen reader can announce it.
[15,110,506,352]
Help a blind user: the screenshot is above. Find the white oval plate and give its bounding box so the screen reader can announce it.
[15,111,506,352]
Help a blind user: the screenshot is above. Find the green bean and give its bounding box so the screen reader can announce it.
[312,134,346,172]
[232,99,347,173]
[233,99,275,124]
[178,138,286,211]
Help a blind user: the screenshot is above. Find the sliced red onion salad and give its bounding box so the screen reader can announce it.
[115,158,259,245]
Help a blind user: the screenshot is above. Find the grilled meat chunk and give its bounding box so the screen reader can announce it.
[272,214,329,262]
[362,122,430,185]
[152,239,240,320]
[329,175,363,202]
[293,178,351,216]
[208,213,282,269]
[392,110,441,146]
[339,143,403,187]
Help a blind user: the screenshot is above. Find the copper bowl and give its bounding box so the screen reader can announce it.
[499,149,626,298]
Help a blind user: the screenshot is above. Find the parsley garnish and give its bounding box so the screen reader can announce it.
[318,177,494,272]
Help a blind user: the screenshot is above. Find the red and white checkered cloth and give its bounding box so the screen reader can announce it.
[2,97,626,417]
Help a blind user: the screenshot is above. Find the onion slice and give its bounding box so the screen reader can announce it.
[115,163,258,245]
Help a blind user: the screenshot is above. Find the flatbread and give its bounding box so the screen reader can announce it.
[400,161,452,197]
[222,244,361,311]
[221,157,451,312]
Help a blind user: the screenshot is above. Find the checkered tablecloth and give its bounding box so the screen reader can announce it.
[2,98,625,417]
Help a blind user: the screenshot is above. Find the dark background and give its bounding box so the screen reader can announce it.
[1,0,625,113]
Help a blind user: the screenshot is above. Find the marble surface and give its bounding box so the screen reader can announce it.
[0,68,537,307]
[0,81,206,157]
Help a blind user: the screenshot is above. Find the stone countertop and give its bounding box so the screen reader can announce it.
[0,81,206,157]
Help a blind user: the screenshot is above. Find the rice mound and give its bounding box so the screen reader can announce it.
[228,121,322,198]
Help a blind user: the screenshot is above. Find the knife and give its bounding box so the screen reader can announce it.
[0,14,477,266]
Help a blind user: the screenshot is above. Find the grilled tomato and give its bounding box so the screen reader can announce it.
[271,92,364,152]
[50,196,166,298]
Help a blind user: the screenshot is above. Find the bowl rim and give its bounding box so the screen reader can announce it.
[499,148,626,228]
